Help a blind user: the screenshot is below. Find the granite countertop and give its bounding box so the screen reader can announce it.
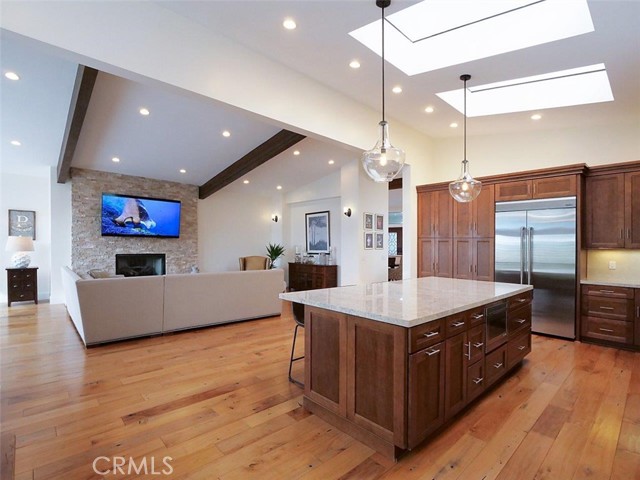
[580,278,640,289]
[280,277,532,328]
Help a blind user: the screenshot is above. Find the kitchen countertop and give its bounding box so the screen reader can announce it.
[280,277,532,328]
[580,278,640,289]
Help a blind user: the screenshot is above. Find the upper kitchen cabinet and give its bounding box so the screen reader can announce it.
[586,169,640,249]
[495,175,577,202]
[453,184,495,238]
[418,189,452,238]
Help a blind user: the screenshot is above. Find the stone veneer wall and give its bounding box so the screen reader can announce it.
[71,168,198,276]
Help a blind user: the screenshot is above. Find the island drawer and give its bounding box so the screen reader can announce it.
[485,345,507,386]
[581,316,633,345]
[508,305,531,337]
[467,361,485,401]
[409,319,444,353]
[582,284,633,299]
[508,291,532,312]
[467,324,485,365]
[581,295,633,321]
[445,313,467,338]
[507,330,531,369]
[467,307,485,328]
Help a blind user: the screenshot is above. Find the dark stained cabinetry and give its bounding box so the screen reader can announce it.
[418,238,452,278]
[6,268,38,307]
[288,263,337,291]
[580,285,638,349]
[585,171,640,249]
[494,175,577,202]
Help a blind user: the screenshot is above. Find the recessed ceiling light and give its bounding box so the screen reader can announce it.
[179,169,186,173]
[5,72,20,81]
[293,150,300,156]
[350,0,594,76]
[243,179,250,184]
[276,185,283,190]
[450,122,458,128]
[437,63,613,117]
[112,157,120,163]
[392,86,403,94]
[328,159,335,165]
[349,60,361,69]
[531,114,542,120]
[10,140,21,146]
[283,18,297,30]
[222,130,231,137]
[424,106,435,113]
[139,108,150,116]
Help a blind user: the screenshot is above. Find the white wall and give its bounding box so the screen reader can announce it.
[0,172,51,303]
[198,189,277,273]
[430,123,640,184]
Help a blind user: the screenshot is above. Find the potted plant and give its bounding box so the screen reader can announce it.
[266,243,285,269]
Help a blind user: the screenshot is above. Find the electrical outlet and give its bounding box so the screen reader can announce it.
[608,260,617,270]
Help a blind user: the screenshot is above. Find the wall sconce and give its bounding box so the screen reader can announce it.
[343,207,352,217]
[271,214,279,223]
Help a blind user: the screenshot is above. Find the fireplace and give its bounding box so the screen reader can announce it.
[115,253,166,277]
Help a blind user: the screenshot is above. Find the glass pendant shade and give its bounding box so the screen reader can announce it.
[362,121,405,182]
[449,159,482,202]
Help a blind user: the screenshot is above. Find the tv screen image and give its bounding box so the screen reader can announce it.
[101,193,181,238]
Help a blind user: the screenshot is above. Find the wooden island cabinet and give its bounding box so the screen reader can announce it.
[281,278,532,458]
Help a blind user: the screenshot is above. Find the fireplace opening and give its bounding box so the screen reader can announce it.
[115,253,166,277]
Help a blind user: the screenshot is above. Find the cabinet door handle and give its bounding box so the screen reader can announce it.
[598,327,615,333]
[465,343,471,359]
[474,264,477,274]
[423,331,439,338]
[432,262,436,272]
[517,298,527,303]
[473,377,484,385]
[469,264,473,273]
[426,348,440,356]
[599,306,614,311]
[471,313,484,319]
[599,290,615,294]
[517,345,526,351]
[620,228,624,239]
[516,319,527,324]
[493,362,503,369]
[473,342,484,348]
[637,306,640,318]
[627,229,631,239]
[451,321,465,328]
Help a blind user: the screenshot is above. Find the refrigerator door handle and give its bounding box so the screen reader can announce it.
[520,227,526,284]
[527,227,533,285]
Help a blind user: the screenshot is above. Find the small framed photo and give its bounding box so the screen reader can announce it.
[364,212,373,230]
[306,210,330,253]
[375,233,384,249]
[375,214,384,231]
[364,232,373,250]
[8,209,36,240]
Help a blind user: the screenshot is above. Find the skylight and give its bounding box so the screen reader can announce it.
[436,64,614,117]
[349,0,594,76]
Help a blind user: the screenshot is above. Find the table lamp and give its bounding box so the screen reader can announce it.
[5,236,35,268]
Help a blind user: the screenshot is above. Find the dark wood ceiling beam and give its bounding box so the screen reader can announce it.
[199,129,305,199]
[389,178,403,190]
[56,65,98,183]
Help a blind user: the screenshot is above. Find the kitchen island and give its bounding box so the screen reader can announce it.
[280,277,533,459]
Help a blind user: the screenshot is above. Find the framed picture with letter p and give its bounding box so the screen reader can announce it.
[8,209,36,240]
[306,211,330,253]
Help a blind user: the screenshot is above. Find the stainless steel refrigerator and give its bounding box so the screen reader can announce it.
[495,197,577,339]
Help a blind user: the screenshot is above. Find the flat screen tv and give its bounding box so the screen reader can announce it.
[101,193,181,238]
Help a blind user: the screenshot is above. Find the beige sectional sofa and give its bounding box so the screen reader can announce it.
[61,266,285,346]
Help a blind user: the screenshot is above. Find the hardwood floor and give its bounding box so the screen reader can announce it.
[1,302,639,479]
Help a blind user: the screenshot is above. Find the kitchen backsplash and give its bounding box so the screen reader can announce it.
[586,249,640,284]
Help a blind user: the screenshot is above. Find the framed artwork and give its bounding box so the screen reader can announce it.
[364,232,373,250]
[306,211,330,253]
[375,233,384,249]
[375,214,384,231]
[8,209,36,240]
[364,212,374,230]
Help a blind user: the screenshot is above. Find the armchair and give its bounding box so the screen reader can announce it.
[239,256,272,270]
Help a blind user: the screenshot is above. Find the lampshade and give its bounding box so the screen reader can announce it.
[5,236,34,252]
[361,0,405,183]
[6,236,34,268]
[449,74,482,203]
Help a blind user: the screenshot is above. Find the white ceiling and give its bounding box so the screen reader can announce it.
[1,0,639,193]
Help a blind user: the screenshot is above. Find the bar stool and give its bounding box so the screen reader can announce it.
[288,303,304,387]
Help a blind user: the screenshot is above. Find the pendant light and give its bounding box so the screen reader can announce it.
[362,0,405,183]
[449,74,482,202]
